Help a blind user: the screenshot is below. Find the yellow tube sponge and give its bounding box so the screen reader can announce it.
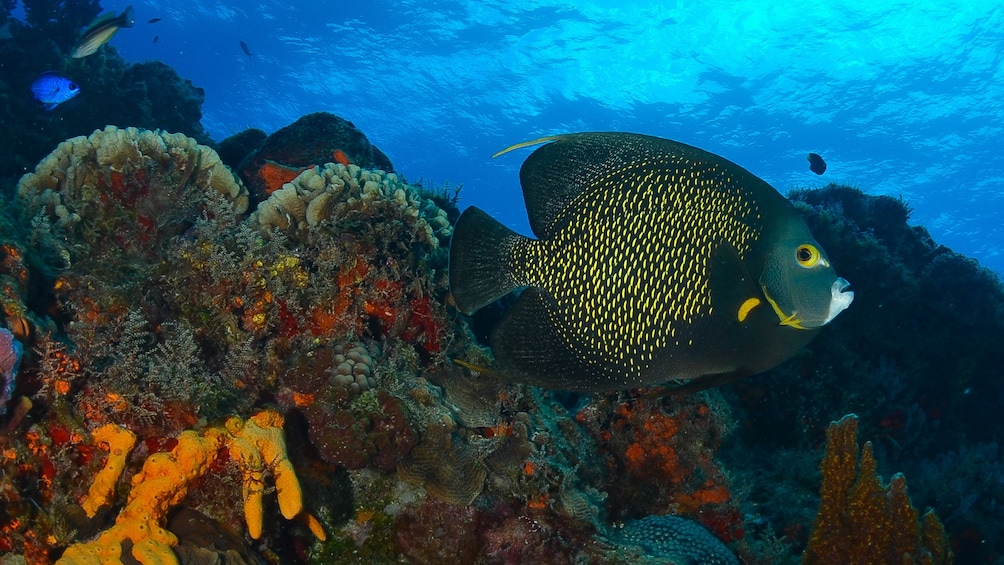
[82,423,137,517]
[57,409,318,565]
[226,409,304,539]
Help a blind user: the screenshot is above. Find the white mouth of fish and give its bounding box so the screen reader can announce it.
[822,277,854,325]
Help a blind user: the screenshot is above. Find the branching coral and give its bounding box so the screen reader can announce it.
[57,409,322,565]
[802,414,953,564]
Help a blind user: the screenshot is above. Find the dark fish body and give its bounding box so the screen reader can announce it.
[31,72,80,110]
[240,40,252,57]
[450,132,853,392]
[153,35,159,43]
[71,5,135,58]
[808,152,827,175]
[148,17,161,23]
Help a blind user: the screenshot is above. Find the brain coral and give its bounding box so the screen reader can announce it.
[16,125,248,267]
[611,514,740,565]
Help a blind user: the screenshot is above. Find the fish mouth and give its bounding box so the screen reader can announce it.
[821,277,854,325]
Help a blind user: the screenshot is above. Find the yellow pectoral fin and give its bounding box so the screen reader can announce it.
[736,297,762,323]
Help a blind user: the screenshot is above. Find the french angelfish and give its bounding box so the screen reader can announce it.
[449,132,853,392]
[807,152,827,175]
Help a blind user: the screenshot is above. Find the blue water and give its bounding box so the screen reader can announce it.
[102,1,1004,275]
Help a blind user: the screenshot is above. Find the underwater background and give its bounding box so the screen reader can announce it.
[0,1,1002,564]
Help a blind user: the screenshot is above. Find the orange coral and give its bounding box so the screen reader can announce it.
[307,258,372,337]
[802,414,953,564]
[592,397,742,540]
[257,159,303,195]
[617,403,686,485]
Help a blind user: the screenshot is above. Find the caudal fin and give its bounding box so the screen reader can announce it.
[449,206,526,314]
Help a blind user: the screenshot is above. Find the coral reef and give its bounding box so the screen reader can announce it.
[1,116,479,563]
[575,392,744,543]
[802,414,952,564]
[250,162,452,246]
[0,103,987,565]
[230,112,395,202]
[15,127,249,420]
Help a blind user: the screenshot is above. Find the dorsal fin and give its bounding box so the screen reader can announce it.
[495,133,627,239]
[494,132,784,240]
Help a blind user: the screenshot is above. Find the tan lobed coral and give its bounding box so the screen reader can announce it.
[250,162,452,246]
[16,125,249,267]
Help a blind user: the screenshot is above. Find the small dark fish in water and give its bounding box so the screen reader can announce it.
[72,5,135,58]
[31,72,80,110]
[240,40,252,57]
[807,152,827,175]
[152,35,159,43]
[450,132,853,392]
[148,17,161,23]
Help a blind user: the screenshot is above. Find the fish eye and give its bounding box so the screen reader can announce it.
[795,244,821,268]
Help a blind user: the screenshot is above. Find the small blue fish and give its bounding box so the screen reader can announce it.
[31,72,80,110]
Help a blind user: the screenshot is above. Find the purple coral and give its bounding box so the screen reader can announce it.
[0,327,24,415]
